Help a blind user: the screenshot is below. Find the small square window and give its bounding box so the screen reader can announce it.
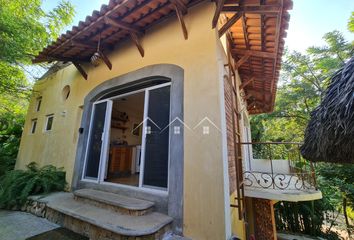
[30,119,37,134]
[45,115,54,132]
[36,97,42,112]
[174,126,181,134]
[203,126,210,135]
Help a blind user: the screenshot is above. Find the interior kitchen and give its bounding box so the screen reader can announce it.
[104,91,145,186]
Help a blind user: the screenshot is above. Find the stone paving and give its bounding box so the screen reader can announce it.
[0,210,59,240]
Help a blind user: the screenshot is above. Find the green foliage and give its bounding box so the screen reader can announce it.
[0,0,75,178]
[0,0,75,97]
[348,12,354,33]
[252,30,353,237]
[0,0,75,64]
[251,31,352,145]
[0,111,25,176]
[0,162,66,209]
[275,200,340,239]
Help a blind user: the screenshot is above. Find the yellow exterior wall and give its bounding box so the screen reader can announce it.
[16,2,233,240]
[217,25,248,239]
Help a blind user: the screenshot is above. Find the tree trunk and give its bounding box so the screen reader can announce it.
[343,196,351,238]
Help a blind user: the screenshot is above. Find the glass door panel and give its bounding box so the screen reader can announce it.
[84,100,112,180]
[142,86,170,189]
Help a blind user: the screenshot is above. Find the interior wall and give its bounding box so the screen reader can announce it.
[110,95,144,146]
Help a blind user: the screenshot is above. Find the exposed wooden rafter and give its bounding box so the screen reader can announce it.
[270,0,284,93]
[172,2,188,40]
[104,16,145,57]
[70,41,96,49]
[98,51,112,70]
[234,54,250,69]
[169,0,188,14]
[129,33,144,57]
[218,12,242,37]
[231,49,276,58]
[241,13,250,50]
[104,16,143,34]
[222,5,281,14]
[72,62,88,80]
[45,0,136,55]
[239,77,254,90]
[212,0,226,28]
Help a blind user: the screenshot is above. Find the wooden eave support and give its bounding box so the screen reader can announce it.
[73,62,88,80]
[104,16,142,34]
[232,49,276,58]
[241,13,250,49]
[271,0,283,92]
[70,40,96,49]
[172,3,188,40]
[222,5,281,14]
[239,77,254,90]
[98,51,112,70]
[235,54,250,69]
[218,12,242,37]
[104,16,145,57]
[212,0,226,28]
[170,0,187,14]
[245,94,254,100]
[129,32,144,57]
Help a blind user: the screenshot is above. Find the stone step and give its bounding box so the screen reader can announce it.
[74,188,154,216]
[44,192,173,238]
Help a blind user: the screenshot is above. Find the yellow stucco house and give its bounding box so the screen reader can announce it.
[16,0,322,239]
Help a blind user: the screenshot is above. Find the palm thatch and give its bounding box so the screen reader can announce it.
[301,56,354,164]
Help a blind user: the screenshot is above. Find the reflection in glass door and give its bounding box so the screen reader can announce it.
[82,83,171,191]
[83,100,112,181]
[141,86,170,189]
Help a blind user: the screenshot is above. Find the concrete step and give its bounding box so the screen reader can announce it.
[44,192,173,239]
[74,189,154,216]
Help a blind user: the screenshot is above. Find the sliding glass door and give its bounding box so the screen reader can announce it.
[83,100,112,181]
[82,84,171,190]
[141,86,171,189]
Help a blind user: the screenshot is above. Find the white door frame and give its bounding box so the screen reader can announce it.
[81,99,113,183]
[82,83,171,192]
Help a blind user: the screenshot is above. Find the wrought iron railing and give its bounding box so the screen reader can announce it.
[239,142,318,191]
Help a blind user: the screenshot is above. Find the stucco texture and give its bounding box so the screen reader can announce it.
[16,2,232,240]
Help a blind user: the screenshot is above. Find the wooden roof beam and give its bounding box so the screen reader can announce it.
[104,16,145,56]
[232,49,276,58]
[104,16,143,34]
[235,54,250,69]
[271,0,283,92]
[129,32,144,57]
[98,51,112,70]
[241,13,250,50]
[219,12,242,37]
[46,0,136,55]
[73,62,88,80]
[33,55,88,63]
[173,3,188,40]
[70,41,96,49]
[212,0,226,28]
[222,5,281,14]
[239,77,254,90]
[169,0,187,14]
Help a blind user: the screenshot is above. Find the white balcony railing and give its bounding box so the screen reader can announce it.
[240,142,318,191]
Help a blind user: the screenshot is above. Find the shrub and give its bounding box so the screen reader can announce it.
[0,162,66,209]
[0,112,24,177]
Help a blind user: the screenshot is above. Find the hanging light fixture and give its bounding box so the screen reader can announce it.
[91,33,102,66]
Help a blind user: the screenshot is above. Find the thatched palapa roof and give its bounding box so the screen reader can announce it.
[301,56,354,164]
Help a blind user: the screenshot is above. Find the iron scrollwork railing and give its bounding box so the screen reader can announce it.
[239,142,318,191]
